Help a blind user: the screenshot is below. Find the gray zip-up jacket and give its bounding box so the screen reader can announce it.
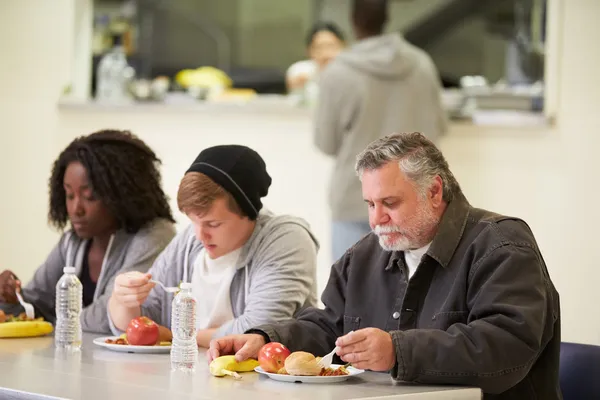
[1,218,175,333]
[315,32,447,221]
[109,210,319,339]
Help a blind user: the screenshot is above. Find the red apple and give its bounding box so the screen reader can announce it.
[126,316,159,346]
[258,342,291,373]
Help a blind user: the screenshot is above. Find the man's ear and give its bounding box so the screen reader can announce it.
[429,176,444,207]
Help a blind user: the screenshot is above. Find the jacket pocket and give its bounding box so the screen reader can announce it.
[430,311,468,330]
[343,315,361,333]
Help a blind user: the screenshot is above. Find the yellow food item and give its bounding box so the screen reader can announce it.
[277,366,287,374]
[175,67,233,89]
[209,355,260,379]
[0,320,54,338]
[284,351,322,376]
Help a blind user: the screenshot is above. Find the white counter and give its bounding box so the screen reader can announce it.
[0,334,481,400]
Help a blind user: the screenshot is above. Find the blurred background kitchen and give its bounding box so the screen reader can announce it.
[1,0,599,346]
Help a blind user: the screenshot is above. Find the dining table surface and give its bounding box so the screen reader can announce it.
[0,333,482,400]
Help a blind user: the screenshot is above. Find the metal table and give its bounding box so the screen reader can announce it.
[0,334,481,400]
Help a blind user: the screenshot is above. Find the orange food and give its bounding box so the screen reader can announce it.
[105,337,128,345]
[319,366,349,376]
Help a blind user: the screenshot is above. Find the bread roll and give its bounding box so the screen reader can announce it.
[284,351,322,376]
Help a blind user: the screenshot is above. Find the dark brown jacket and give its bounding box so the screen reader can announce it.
[252,195,561,399]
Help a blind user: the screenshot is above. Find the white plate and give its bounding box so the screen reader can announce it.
[254,364,364,383]
[93,336,171,354]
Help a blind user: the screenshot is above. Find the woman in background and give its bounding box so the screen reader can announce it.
[0,130,176,333]
[286,21,346,100]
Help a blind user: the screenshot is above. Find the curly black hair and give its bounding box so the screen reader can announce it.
[48,129,175,233]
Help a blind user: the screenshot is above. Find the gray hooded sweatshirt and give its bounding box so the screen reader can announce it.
[109,210,319,339]
[1,218,176,333]
[314,32,448,221]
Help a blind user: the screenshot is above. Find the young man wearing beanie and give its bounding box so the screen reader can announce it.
[108,145,319,347]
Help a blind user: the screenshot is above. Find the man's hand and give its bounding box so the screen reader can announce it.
[0,270,20,303]
[335,328,396,371]
[112,271,155,308]
[207,334,267,363]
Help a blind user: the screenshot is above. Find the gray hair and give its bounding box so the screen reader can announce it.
[355,132,462,202]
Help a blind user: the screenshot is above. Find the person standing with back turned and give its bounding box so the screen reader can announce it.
[314,0,448,261]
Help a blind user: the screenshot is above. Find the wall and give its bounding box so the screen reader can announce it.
[0,1,71,281]
[139,0,314,71]
[0,0,599,345]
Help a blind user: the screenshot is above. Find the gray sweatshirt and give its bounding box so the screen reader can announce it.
[1,218,175,333]
[109,210,319,339]
[314,32,448,221]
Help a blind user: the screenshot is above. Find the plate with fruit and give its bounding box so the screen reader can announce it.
[254,342,365,383]
[0,310,54,339]
[93,316,172,354]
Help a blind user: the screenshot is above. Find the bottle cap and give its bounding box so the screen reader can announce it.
[180,282,193,290]
[63,266,76,274]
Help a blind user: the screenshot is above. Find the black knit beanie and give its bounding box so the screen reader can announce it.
[185,145,272,220]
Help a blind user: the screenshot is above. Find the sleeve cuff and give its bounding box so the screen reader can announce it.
[245,325,280,344]
[390,330,411,382]
[107,310,124,336]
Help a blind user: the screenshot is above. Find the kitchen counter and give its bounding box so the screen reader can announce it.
[0,334,481,400]
[57,94,312,116]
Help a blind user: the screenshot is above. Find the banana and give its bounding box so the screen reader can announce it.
[0,320,54,338]
[209,355,260,379]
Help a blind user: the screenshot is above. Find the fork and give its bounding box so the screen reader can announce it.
[317,346,339,369]
[149,280,179,293]
[317,330,354,369]
[15,291,35,320]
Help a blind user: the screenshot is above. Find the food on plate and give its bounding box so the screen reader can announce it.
[209,355,260,379]
[258,342,291,373]
[318,365,350,376]
[275,351,350,377]
[104,333,171,346]
[105,334,129,345]
[126,316,159,346]
[0,311,52,338]
[0,319,54,338]
[0,312,44,323]
[284,351,323,376]
[157,324,172,343]
[104,317,171,346]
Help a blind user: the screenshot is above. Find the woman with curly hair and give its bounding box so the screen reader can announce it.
[0,130,176,333]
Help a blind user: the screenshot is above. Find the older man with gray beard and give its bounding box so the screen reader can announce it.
[208,132,562,400]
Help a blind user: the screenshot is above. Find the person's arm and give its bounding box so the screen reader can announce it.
[391,240,558,394]
[108,226,186,335]
[313,64,359,156]
[18,234,71,322]
[213,224,318,339]
[82,221,175,333]
[197,328,218,348]
[286,60,313,91]
[248,252,351,356]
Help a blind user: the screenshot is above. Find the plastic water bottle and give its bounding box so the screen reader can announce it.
[55,266,82,351]
[170,282,198,372]
[96,34,134,103]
